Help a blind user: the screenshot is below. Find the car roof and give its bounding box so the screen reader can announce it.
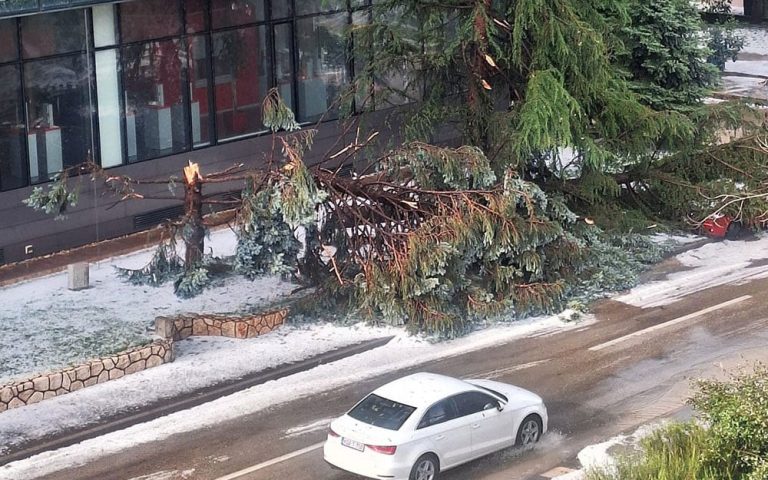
[372,372,479,409]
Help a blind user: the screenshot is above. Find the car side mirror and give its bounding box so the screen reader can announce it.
[496,402,504,412]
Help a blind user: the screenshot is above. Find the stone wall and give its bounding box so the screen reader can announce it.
[0,340,173,413]
[155,309,288,341]
[0,310,286,413]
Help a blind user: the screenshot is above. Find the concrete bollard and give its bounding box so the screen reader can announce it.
[67,262,90,291]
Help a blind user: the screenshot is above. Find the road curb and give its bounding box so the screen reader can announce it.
[0,336,394,466]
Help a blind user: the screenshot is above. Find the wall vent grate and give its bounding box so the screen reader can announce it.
[133,205,185,231]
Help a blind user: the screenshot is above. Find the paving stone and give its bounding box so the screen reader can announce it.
[84,378,97,387]
[70,380,84,392]
[0,402,6,412]
[222,322,235,337]
[0,387,13,403]
[116,355,130,370]
[109,369,124,380]
[97,371,109,383]
[75,365,91,381]
[103,358,115,370]
[125,360,146,375]
[8,398,24,409]
[32,376,49,392]
[49,373,63,390]
[43,391,56,400]
[18,390,33,402]
[146,355,163,368]
[28,391,44,404]
[90,362,104,376]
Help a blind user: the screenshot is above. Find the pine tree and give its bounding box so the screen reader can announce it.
[623,0,719,111]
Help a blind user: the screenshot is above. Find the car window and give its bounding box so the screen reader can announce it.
[470,384,508,403]
[417,399,458,429]
[453,391,498,417]
[348,394,416,431]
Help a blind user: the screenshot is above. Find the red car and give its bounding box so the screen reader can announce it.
[699,214,760,239]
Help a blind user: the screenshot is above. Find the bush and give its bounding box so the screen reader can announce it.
[586,422,714,480]
[691,365,768,478]
[586,365,768,480]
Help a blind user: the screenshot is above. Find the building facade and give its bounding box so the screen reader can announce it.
[0,0,390,264]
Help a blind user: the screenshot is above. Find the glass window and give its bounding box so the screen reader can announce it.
[188,35,212,147]
[0,0,37,17]
[271,1,291,19]
[0,19,18,64]
[212,26,269,140]
[418,399,458,429]
[296,13,349,123]
[210,0,265,29]
[95,49,124,167]
[351,10,372,112]
[0,65,26,191]
[454,391,497,417]
[186,0,208,34]
[21,10,87,58]
[348,394,416,431]
[274,23,294,109]
[122,39,189,162]
[297,0,346,15]
[24,54,94,182]
[119,0,182,43]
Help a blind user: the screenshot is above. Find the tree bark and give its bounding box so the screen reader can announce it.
[184,171,205,269]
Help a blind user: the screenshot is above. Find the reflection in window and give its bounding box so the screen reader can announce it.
[0,19,18,63]
[24,54,94,182]
[188,35,212,147]
[210,0,265,29]
[271,1,291,19]
[0,65,26,191]
[186,0,209,34]
[0,0,37,17]
[120,0,182,43]
[21,10,87,58]
[274,23,294,109]
[296,14,349,123]
[122,40,189,162]
[212,26,269,140]
[297,0,346,15]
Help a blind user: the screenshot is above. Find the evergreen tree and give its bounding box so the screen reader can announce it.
[623,0,719,111]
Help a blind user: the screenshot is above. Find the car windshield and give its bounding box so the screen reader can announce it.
[348,394,416,431]
[472,384,508,403]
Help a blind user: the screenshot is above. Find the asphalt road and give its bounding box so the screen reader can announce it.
[30,264,768,480]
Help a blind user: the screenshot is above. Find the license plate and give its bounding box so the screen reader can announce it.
[341,437,365,451]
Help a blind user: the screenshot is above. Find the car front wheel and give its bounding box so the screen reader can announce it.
[516,414,543,446]
[409,453,440,480]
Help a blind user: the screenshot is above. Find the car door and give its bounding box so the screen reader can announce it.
[453,391,511,458]
[414,398,473,468]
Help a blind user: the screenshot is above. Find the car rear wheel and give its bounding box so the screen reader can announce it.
[516,414,543,446]
[409,453,440,480]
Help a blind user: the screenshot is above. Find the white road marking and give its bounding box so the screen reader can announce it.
[126,470,195,480]
[589,295,752,352]
[475,359,552,379]
[281,417,333,439]
[213,442,324,480]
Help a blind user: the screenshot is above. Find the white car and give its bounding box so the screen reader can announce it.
[323,372,548,480]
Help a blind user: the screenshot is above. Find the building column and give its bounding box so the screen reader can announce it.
[744,0,767,20]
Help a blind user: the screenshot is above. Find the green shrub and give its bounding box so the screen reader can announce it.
[691,365,768,478]
[586,365,768,480]
[586,422,715,480]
